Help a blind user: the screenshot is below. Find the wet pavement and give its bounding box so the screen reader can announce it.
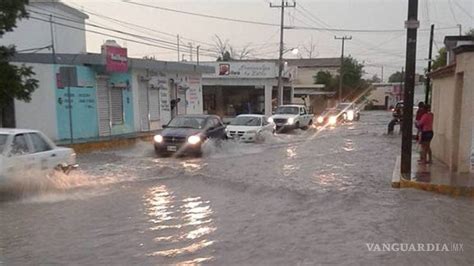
[1,111,473,265]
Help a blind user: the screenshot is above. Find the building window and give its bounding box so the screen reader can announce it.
[111,88,124,125]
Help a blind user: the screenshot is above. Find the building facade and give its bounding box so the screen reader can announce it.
[9,51,212,142]
[429,36,474,173]
[0,1,213,141]
[201,58,340,118]
[1,0,88,54]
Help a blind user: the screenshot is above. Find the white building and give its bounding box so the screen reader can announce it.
[1,1,214,142]
[1,0,88,54]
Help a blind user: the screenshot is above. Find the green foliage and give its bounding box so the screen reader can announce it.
[431,47,447,71]
[466,28,474,37]
[0,0,38,107]
[313,56,368,100]
[388,71,404,83]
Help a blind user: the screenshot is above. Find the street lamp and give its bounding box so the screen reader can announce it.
[276,47,299,107]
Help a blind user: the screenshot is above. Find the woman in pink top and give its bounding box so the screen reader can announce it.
[417,104,434,164]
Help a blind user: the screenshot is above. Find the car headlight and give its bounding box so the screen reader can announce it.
[317,116,324,124]
[347,110,354,121]
[187,135,201,145]
[268,117,274,123]
[328,116,337,125]
[154,135,163,143]
[287,117,295,125]
[246,130,257,134]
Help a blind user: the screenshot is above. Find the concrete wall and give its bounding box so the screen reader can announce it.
[431,74,456,169]
[14,63,58,140]
[431,50,474,173]
[1,4,87,54]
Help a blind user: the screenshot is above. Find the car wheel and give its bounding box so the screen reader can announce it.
[295,122,300,130]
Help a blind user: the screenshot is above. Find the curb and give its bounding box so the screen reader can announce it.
[62,135,154,154]
[392,156,474,197]
[391,156,401,188]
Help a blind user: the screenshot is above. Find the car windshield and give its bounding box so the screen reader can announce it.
[230,116,261,126]
[167,117,206,129]
[275,107,299,114]
[0,134,7,153]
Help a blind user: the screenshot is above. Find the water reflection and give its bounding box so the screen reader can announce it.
[312,172,353,191]
[180,161,207,173]
[343,139,354,152]
[144,186,215,263]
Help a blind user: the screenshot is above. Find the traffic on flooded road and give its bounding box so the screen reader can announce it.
[1,111,472,265]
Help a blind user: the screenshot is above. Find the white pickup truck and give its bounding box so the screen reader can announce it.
[269,105,314,131]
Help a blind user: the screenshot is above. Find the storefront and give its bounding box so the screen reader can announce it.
[201,61,294,118]
[11,42,213,142]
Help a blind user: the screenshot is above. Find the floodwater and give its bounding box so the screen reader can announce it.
[0,111,473,265]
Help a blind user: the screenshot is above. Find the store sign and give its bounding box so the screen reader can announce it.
[106,46,128,73]
[204,62,276,79]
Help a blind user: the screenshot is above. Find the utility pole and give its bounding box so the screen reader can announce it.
[196,45,200,65]
[177,34,180,61]
[49,15,56,64]
[457,24,462,36]
[381,65,384,82]
[401,0,419,179]
[270,0,296,106]
[189,42,193,62]
[425,24,434,104]
[335,35,352,102]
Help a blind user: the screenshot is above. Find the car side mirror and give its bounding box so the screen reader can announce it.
[162,124,168,129]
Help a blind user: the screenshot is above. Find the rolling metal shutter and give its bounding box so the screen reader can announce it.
[96,78,111,136]
[149,88,160,121]
[139,82,150,131]
[110,88,123,125]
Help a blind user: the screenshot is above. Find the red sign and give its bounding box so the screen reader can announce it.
[106,46,128,73]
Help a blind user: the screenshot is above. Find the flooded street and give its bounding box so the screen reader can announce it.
[1,111,473,265]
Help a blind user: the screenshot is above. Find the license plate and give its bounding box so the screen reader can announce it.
[167,146,177,152]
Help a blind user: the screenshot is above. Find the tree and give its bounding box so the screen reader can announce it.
[431,47,447,71]
[213,35,253,61]
[301,37,318,59]
[388,71,404,83]
[369,74,382,83]
[0,0,38,126]
[313,56,367,100]
[466,28,474,37]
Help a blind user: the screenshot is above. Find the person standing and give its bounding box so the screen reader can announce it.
[417,104,434,164]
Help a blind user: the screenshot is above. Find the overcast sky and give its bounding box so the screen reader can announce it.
[62,0,474,79]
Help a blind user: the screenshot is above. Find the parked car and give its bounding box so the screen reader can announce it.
[336,102,360,122]
[0,128,77,187]
[226,114,275,142]
[153,115,226,157]
[269,105,314,131]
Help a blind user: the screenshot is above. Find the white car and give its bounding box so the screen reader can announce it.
[269,105,314,131]
[0,128,77,187]
[226,114,275,142]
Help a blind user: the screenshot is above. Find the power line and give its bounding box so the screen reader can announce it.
[29,15,216,58]
[68,3,217,48]
[453,0,474,20]
[121,0,453,33]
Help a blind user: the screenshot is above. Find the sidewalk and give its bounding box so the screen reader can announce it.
[56,130,160,154]
[392,149,474,197]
